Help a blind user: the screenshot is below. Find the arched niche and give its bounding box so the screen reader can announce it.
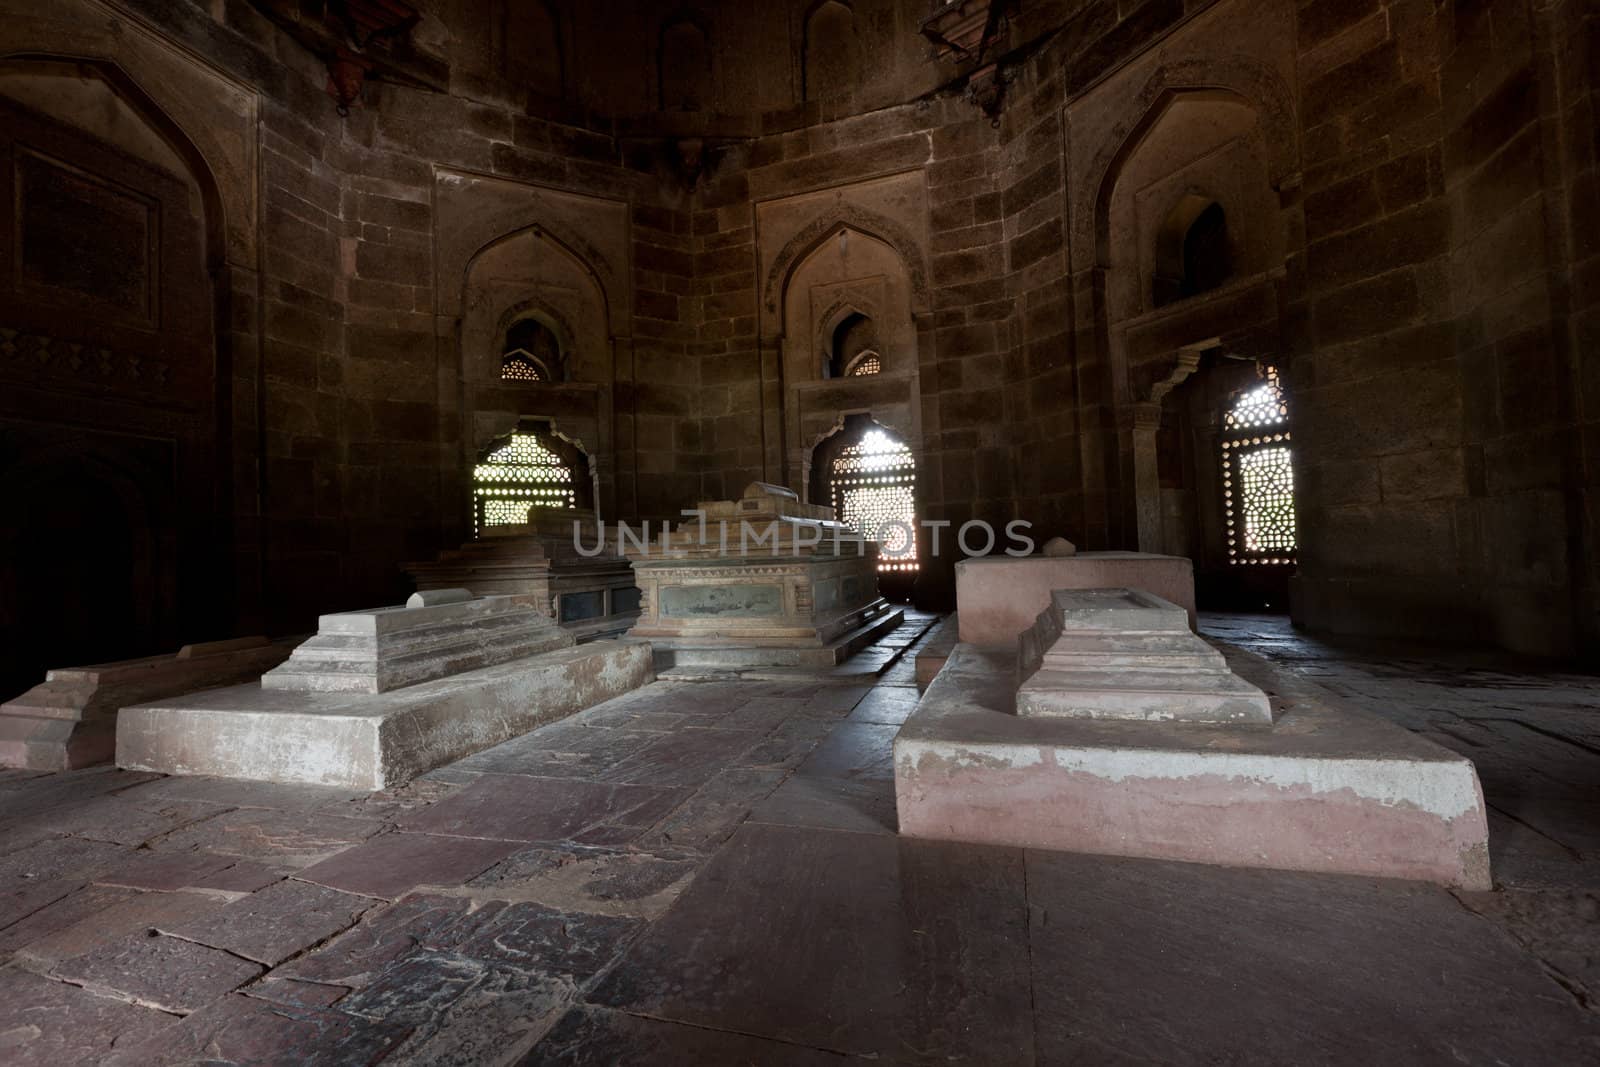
[0,49,238,690]
[1100,89,1280,325]
[803,0,858,103]
[0,1,260,269]
[459,224,614,522]
[1089,81,1295,558]
[778,225,920,500]
[503,0,566,99]
[658,13,711,111]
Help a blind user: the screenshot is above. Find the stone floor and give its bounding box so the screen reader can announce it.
[0,611,1597,1065]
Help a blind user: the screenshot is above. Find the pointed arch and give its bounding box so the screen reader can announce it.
[763,210,930,315]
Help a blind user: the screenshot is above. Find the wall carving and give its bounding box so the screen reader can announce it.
[0,326,170,389]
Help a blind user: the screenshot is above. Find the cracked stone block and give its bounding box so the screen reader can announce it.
[381,964,571,1067]
[272,894,479,988]
[0,967,174,1065]
[101,993,412,1067]
[51,931,265,1014]
[163,879,375,965]
[241,975,351,1010]
[17,888,230,965]
[295,832,522,900]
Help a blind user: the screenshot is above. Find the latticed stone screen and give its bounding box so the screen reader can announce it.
[848,353,880,376]
[472,432,575,535]
[500,354,544,381]
[1221,367,1295,565]
[829,428,917,573]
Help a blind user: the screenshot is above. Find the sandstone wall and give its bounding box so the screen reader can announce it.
[5,0,1592,656]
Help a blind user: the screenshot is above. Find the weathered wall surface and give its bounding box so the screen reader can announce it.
[3,0,1592,657]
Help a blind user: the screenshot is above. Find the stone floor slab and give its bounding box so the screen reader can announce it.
[163,879,374,965]
[635,766,787,851]
[1025,849,1600,1064]
[398,773,686,846]
[433,899,643,976]
[18,887,230,965]
[52,931,265,1014]
[0,796,230,848]
[590,822,1033,1064]
[148,807,384,867]
[271,893,478,988]
[523,1006,844,1066]
[382,964,571,1067]
[295,832,522,900]
[467,845,700,919]
[749,774,899,836]
[0,966,174,1065]
[597,727,767,789]
[94,848,287,894]
[0,883,139,957]
[100,992,412,1067]
[796,722,898,781]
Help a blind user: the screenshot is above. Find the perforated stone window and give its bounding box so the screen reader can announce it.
[829,427,917,573]
[1221,366,1295,565]
[472,431,575,536]
[847,352,880,376]
[500,318,561,382]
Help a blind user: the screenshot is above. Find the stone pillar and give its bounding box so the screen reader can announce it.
[1127,402,1163,554]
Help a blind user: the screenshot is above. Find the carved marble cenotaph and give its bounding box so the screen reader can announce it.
[404,507,641,641]
[624,482,902,668]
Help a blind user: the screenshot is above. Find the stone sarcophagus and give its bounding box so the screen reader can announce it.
[624,482,902,668]
[404,508,641,641]
[0,637,294,771]
[118,589,653,790]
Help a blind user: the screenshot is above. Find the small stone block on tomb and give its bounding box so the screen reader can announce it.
[1017,588,1272,725]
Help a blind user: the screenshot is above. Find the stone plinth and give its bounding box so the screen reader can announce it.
[894,643,1491,890]
[261,590,572,694]
[0,638,294,771]
[118,639,654,791]
[118,590,654,789]
[404,508,641,641]
[625,482,902,668]
[956,553,1196,646]
[1017,589,1272,725]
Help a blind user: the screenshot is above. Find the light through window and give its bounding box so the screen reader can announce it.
[472,432,575,536]
[1221,366,1295,565]
[500,353,544,381]
[829,428,917,573]
[848,353,881,376]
